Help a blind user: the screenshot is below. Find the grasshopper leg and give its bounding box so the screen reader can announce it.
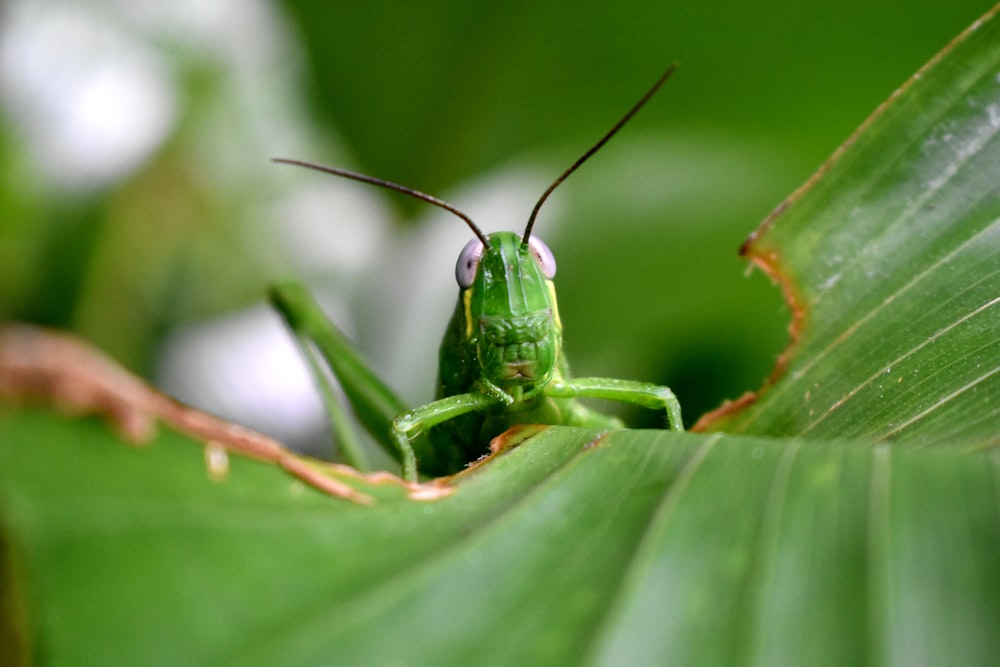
[549,378,684,431]
[269,281,409,470]
[391,393,498,481]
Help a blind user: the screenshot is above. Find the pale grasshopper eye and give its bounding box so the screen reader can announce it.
[456,237,485,288]
[527,236,557,279]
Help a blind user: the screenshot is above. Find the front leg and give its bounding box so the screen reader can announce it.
[548,378,684,431]
[392,393,498,481]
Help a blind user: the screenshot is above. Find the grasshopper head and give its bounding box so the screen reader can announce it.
[456,231,562,393]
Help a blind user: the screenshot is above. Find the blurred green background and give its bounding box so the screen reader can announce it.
[0,0,991,458]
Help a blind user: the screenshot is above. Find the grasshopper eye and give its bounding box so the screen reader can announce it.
[527,236,557,279]
[456,237,485,288]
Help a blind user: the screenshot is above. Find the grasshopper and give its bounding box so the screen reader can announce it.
[271,65,683,483]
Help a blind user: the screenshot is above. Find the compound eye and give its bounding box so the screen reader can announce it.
[527,236,557,279]
[455,237,484,288]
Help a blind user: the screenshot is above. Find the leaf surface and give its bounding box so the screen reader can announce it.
[702,7,1000,444]
[2,413,999,665]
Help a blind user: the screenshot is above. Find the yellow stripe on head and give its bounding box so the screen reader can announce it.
[546,280,562,332]
[463,288,474,339]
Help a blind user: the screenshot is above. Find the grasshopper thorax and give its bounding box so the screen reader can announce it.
[457,232,562,394]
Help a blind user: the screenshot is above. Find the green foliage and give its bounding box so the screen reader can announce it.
[708,8,1000,441]
[2,416,998,665]
[2,2,999,665]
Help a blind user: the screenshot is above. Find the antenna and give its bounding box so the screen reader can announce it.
[271,158,490,247]
[521,63,678,244]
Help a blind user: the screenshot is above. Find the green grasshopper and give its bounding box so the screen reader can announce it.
[270,65,683,483]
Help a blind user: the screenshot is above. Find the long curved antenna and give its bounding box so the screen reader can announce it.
[272,158,490,247]
[522,63,678,244]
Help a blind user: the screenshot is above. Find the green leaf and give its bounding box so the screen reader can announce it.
[703,8,1000,443]
[4,4,1000,666]
[2,412,999,665]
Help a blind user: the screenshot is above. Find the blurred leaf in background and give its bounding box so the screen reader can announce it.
[0,0,990,455]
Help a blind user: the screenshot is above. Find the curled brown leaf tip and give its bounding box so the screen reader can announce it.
[0,324,377,505]
[0,324,159,442]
